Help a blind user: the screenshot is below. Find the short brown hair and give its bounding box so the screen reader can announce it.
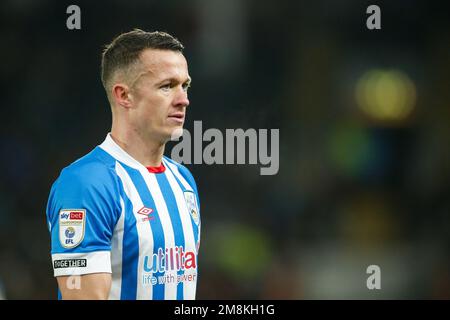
[101,29,184,101]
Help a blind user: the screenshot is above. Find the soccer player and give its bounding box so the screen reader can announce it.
[46,29,201,300]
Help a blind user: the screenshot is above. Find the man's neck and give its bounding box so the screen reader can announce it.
[109,130,165,168]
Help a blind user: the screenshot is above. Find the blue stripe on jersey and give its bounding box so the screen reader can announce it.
[120,191,138,300]
[121,163,165,300]
[166,164,200,248]
[155,173,185,300]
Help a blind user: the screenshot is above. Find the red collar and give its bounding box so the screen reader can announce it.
[146,162,166,174]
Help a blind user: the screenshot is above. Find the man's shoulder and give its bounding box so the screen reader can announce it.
[163,156,198,190]
[164,156,193,175]
[55,147,118,188]
[46,146,122,223]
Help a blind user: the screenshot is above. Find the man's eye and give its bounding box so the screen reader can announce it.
[182,83,191,91]
[160,84,171,91]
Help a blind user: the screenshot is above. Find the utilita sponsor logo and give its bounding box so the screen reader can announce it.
[143,246,196,273]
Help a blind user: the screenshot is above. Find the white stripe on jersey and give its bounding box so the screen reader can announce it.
[165,160,201,260]
[115,162,154,300]
[108,197,125,300]
[162,159,197,299]
[140,168,178,300]
[164,161,193,192]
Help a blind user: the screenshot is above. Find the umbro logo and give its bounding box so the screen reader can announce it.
[137,206,155,222]
[137,206,153,215]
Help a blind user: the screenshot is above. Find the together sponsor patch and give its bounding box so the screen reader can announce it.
[54,259,87,269]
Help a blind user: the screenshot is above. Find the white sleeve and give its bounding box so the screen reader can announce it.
[51,251,111,277]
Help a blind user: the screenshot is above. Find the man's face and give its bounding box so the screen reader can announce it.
[129,49,191,143]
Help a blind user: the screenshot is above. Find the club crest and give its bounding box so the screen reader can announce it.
[184,191,199,225]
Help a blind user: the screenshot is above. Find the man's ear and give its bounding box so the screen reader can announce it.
[112,83,133,108]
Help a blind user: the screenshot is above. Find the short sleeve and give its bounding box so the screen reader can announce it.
[46,161,121,277]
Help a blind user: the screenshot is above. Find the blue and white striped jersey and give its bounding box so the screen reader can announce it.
[46,134,201,300]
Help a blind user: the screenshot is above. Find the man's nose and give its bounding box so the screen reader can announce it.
[174,87,190,107]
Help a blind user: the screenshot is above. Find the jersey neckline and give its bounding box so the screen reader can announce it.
[146,163,166,174]
[99,133,167,174]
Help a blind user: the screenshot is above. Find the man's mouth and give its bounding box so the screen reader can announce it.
[168,112,185,123]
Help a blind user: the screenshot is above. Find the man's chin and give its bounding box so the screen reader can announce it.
[169,127,185,141]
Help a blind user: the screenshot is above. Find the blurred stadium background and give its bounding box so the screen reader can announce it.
[0,0,449,299]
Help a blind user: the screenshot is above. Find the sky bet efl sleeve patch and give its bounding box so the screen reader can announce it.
[59,209,86,248]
